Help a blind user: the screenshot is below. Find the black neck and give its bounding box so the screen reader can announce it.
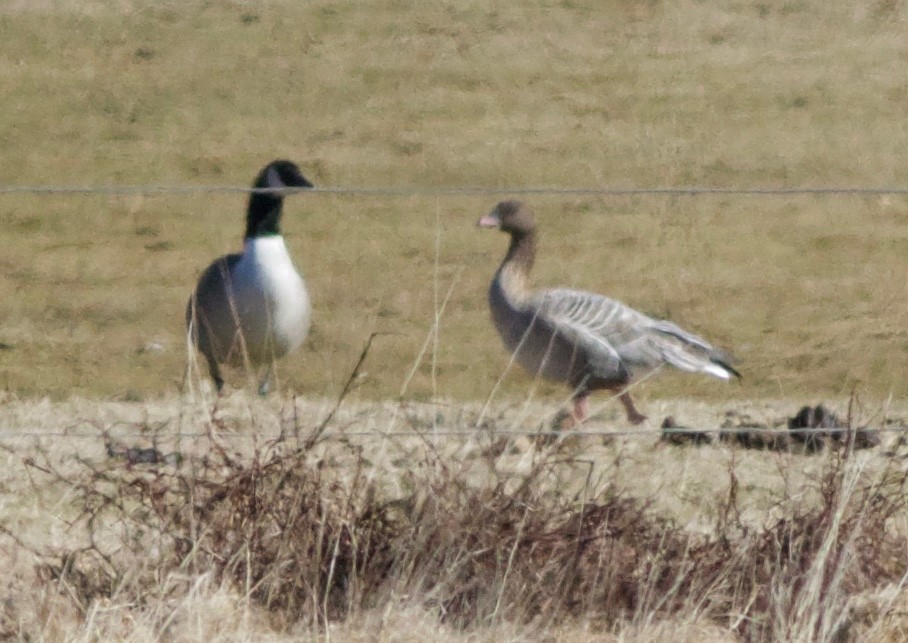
[245,192,283,239]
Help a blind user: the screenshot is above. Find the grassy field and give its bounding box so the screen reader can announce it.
[0,0,905,405]
[0,0,907,640]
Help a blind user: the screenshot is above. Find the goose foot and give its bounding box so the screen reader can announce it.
[571,394,590,426]
[549,396,589,433]
[550,409,574,432]
[206,358,226,395]
[619,392,647,425]
[537,409,572,447]
[257,365,273,396]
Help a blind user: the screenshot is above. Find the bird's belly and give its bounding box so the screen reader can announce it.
[228,271,310,364]
[512,328,588,384]
[493,309,587,385]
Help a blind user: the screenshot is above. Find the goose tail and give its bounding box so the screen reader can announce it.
[701,357,741,381]
[651,320,741,381]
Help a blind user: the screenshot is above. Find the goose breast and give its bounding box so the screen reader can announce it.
[230,236,311,363]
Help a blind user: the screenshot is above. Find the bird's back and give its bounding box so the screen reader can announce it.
[533,286,737,384]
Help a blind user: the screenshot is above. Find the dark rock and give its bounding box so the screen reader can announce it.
[660,416,713,446]
[788,405,880,451]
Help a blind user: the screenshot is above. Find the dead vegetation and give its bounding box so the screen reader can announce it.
[1,398,906,642]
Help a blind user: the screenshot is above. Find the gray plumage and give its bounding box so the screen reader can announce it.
[478,200,739,425]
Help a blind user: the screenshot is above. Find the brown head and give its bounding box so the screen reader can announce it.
[478,200,538,276]
[476,200,537,237]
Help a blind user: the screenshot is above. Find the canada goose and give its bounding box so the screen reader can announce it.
[477,200,740,426]
[186,160,313,395]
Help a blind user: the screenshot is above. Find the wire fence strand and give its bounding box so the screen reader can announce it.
[0,425,904,442]
[2,185,908,197]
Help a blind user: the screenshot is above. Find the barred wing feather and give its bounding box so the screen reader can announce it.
[532,288,646,372]
[533,288,736,380]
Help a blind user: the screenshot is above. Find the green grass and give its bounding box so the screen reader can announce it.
[0,0,906,404]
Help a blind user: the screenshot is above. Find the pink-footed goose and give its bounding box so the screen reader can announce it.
[186,160,313,395]
[478,200,740,426]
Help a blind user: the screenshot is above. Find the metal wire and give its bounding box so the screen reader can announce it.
[0,425,904,441]
[1,185,908,197]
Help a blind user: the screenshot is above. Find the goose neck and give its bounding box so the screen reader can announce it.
[494,230,535,301]
[245,193,284,239]
[502,229,536,276]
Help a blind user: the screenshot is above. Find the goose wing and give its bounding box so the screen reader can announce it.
[530,288,643,374]
[532,288,737,380]
[186,254,242,355]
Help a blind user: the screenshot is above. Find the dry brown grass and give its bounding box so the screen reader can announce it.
[0,393,906,640]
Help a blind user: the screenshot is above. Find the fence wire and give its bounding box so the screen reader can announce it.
[0,425,904,442]
[2,185,908,197]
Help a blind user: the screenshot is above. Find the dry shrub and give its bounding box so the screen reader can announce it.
[4,417,907,641]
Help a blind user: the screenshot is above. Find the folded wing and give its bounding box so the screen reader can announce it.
[533,288,738,381]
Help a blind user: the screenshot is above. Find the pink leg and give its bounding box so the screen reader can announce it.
[573,394,589,424]
[558,394,589,430]
[619,392,647,425]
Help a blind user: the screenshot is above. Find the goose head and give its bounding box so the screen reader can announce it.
[477,200,537,238]
[478,200,538,277]
[246,160,314,239]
